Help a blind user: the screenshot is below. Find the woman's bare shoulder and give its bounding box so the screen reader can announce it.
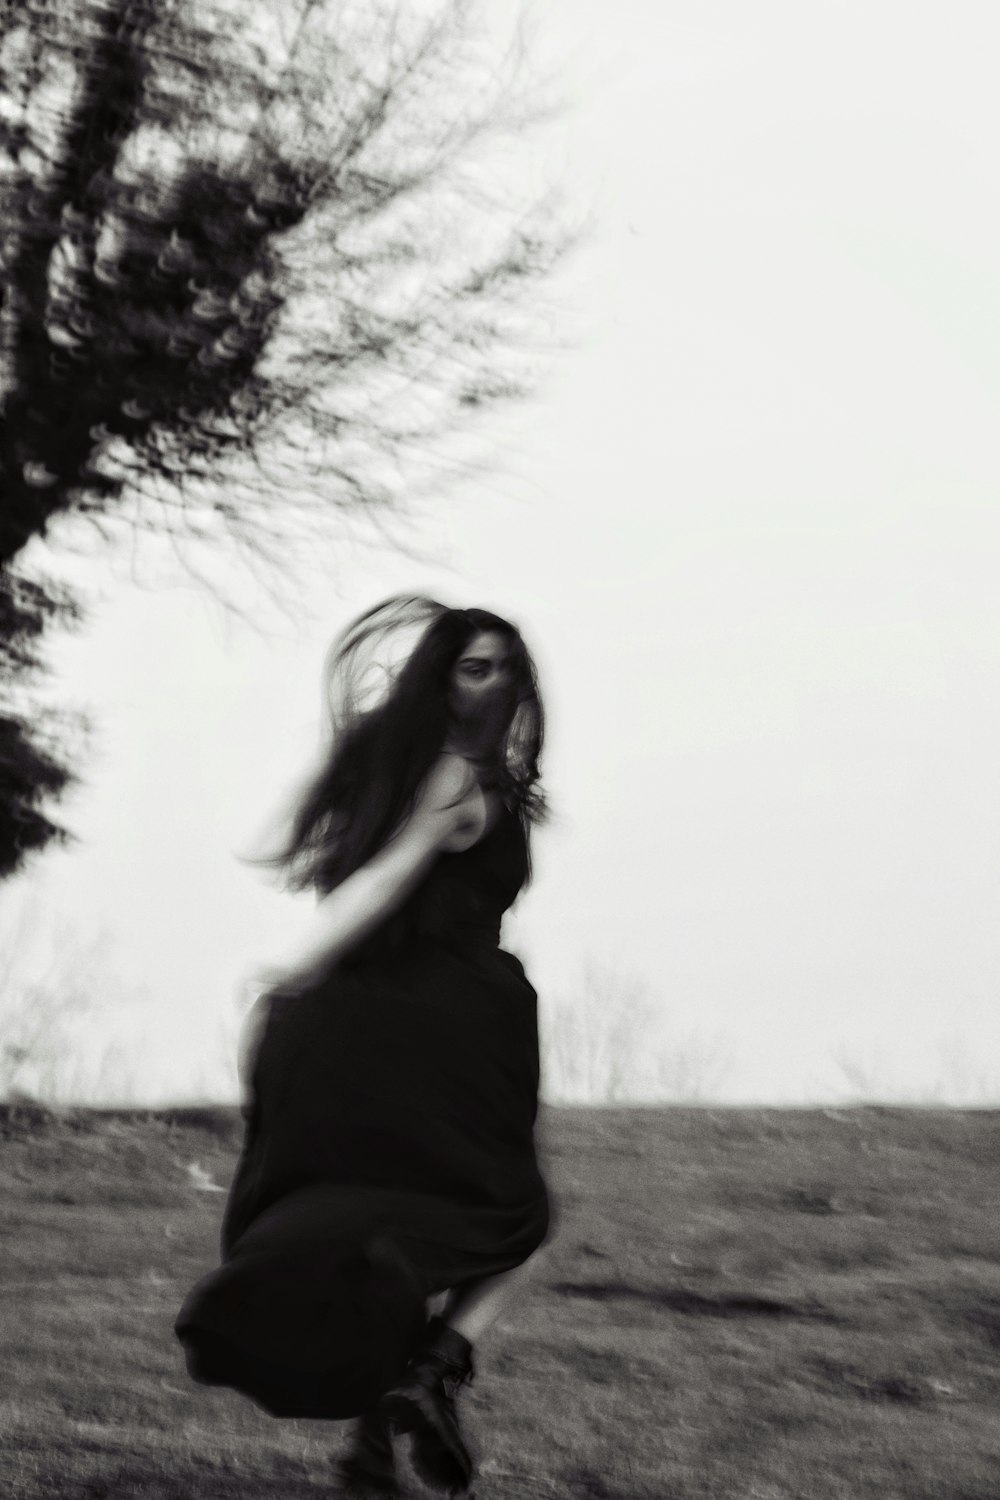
[412,753,489,852]
[418,751,482,811]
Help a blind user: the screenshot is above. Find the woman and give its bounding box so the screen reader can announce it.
[175,595,551,1498]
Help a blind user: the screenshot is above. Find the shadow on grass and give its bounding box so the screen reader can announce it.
[551,1280,842,1322]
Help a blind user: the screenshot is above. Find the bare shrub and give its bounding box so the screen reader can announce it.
[832,1035,1000,1107]
[0,914,123,1103]
[656,1022,733,1104]
[0,899,234,1105]
[540,957,732,1105]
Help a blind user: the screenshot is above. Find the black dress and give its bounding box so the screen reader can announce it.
[174,804,550,1420]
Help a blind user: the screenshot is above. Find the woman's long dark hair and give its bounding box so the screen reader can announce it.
[256,595,546,894]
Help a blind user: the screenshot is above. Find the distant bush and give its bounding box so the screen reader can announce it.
[0,901,234,1106]
[540,957,732,1105]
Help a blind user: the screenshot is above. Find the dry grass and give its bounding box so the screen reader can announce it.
[2,1102,1000,1498]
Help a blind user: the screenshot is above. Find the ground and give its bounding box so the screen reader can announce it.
[2,1102,999,1499]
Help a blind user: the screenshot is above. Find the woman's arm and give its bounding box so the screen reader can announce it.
[253,754,485,993]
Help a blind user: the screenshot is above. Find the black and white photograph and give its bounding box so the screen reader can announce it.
[2,2,999,1497]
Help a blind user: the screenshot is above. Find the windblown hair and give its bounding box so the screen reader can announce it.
[256,595,546,895]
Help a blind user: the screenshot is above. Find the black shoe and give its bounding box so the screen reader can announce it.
[336,1411,401,1498]
[377,1318,475,1495]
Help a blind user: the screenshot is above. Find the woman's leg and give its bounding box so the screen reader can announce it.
[380,1254,544,1494]
[425,1288,450,1319]
[440,1255,539,1343]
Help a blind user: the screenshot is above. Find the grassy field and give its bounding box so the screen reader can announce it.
[2,1101,999,1499]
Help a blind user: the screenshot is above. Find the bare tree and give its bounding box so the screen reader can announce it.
[0,892,240,1106]
[0,0,566,878]
[541,958,734,1105]
[831,1035,1000,1107]
[0,915,123,1103]
[655,1021,732,1105]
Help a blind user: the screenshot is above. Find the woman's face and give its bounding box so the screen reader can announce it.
[447,630,517,748]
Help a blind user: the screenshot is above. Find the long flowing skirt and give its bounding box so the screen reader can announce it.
[175,939,550,1419]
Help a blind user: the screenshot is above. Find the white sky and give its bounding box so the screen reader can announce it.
[5,0,1000,1106]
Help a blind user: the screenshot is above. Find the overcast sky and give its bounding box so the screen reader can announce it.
[6,0,1000,1106]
